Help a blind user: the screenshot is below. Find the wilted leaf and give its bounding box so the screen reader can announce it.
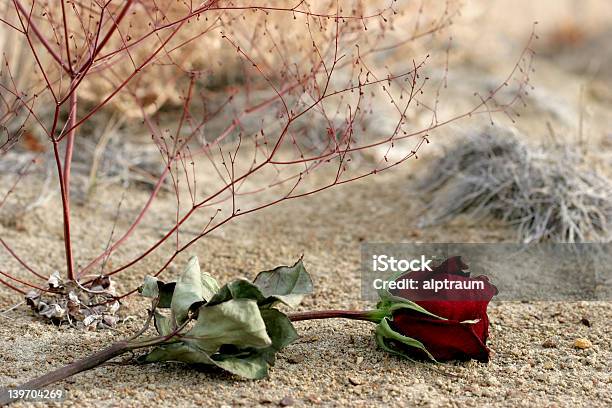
[25,291,40,308]
[139,276,176,308]
[212,348,270,379]
[108,301,121,314]
[139,342,216,365]
[140,342,270,379]
[208,307,300,379]
[48,272,63,290]
[68,291,80,304]
[38,303,66,319]
[253,259,313,307]
[89,275,112,291]
[185,299,271,354]
[140,300,282,379]
[208,279,265,305]
[137,258,305,380]
[200,270,220,300]
[171,256,219,325]
[260,308,298,352]
[102,316,118,326]
[153,311,173,336]
[82,314,101,327]
[140,276,160,298]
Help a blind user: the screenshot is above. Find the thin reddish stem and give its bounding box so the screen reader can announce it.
[0,269,49,292]
[0,238,46,280]
[59,89,78,280]
[13,0,71,73]
[0,276,26,295]
[75,0,134,75]
[288,310,375,322]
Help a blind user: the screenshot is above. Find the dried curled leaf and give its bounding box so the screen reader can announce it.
[185,299,272,353]
[253,259,313,307]
[171,256,219,325]
[140,257,219,314]
[138,256,310,379]
[25,274,121,328]
[139,276,175,308]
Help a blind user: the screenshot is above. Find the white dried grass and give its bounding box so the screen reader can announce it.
[418,131,612,243]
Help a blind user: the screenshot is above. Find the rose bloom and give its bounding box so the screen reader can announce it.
[389,256,498,362]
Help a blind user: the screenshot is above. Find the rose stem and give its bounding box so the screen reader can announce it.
[288,310,376,322]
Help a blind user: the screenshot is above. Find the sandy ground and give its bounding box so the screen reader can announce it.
[1,0,612,407]
[1,171,611,407]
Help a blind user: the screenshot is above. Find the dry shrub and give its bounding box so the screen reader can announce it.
[6,0,458,118]
[418,131,612,243]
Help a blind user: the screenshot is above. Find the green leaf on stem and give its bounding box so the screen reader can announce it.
[138,342,216,365]
[140,276,159,298]
[208,259,313,308]
[140,301,291,379]
[260,308,299,351]
[211,348,270,379]
[207,309,299,379]
[207,279,266,305]
[375,317,436,362]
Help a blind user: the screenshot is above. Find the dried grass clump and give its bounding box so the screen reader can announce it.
[418,131,612,243]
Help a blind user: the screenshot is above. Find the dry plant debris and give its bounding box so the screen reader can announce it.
[418,131,612,242]
[25,273,121,329]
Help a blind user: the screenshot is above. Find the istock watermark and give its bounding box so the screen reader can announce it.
[371,254,433,273]
[361,243,612,301]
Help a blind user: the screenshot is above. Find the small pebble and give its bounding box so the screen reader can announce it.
[486,376,500,387]
[349,377,363,386]
[574,338,592,349]
[279,396,294,407]
[287,355,305,364]
[542,339,557,348]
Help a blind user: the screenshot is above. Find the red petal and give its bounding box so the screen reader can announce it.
[390,256,497,321]
[431,256,469,276]
[392,311,490,362]
[391,273,497,321]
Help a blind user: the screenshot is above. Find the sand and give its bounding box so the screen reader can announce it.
[1,170,611,407]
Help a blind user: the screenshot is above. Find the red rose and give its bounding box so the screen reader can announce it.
[387,256,498,362]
